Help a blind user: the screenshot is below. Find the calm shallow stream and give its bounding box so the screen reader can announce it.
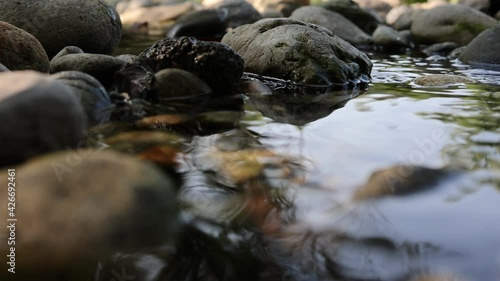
[111,38,500,281]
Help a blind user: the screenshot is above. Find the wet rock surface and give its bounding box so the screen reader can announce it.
[410,4,497,46]
[221,18,372,87]
[0,0,122,58]
[0,21,49,72]
[139,37,244,94]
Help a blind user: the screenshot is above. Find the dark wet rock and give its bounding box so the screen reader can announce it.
[0,0,122,58]
[154,68,212,99]
[353,165,452,200]
[412,74,476,86]
[372,24,411,47]
[320,0,381,34]
[410,4,497,46]
[247,0,309,17]
[290,6,373,46]
[0,150,179,280]
[0,71,87,166]
[221,18,372,87]
[50,53,127,87]
[0,63,8,72]
[247,89,359,125]
[50,46,84,63]
[169,0,261,39]
[0,21,49,72]
[459,25,500,65]
[139,37,244,94]
[114,63,155,99]
[398,29,413,45]
[422,42,458,56]
[51,71,112,126]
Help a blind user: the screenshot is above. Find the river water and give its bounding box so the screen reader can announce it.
[110,38,500,281]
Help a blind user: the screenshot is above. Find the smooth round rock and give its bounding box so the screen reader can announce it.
[0,149,178,280]
[51,71,113,126]
[410,4,497,46]
[320,0,381,34]
[0,71,87,166]
[50,46,84,63]
[290,6,373,46]
[139,37,244,94]
[459,25,500,65]
[221,18,372,87]
[0,21,49,72]
[412,74,476,86]
[373,24,410,47]
[154,68,212,99]
[50,53,127,87]
[0,0,122,58]
[422,42,458,56]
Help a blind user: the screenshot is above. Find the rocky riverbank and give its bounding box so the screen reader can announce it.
[0,0,499,280]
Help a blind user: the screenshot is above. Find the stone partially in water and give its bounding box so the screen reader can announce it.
[460,25,500,66]
[221,18,372,87]
[410,4,497,46]
[290,6,373,46]
[0,150,179,280]
[0,0,122,58]
[0,21,49,72]
[353,165,452,200]
[412,74,476,86]
[139,37,244,94]
[0,71,87,166]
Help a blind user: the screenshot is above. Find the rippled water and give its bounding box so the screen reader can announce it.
[112,40,500,281]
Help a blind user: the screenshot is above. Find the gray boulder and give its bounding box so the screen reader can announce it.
[0,0,122,58]
[221,18,372,87]
[0,21,49,72]
[51,71,113,126]
[50,54,127,87]
[139,37,244,94]
[290,6,373,46]
[372,24,411,47]
[0,71,87,166]
[411,4,497,46]
[460,25,500,65]
[320,0,381,34]
[0,150,178,280]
